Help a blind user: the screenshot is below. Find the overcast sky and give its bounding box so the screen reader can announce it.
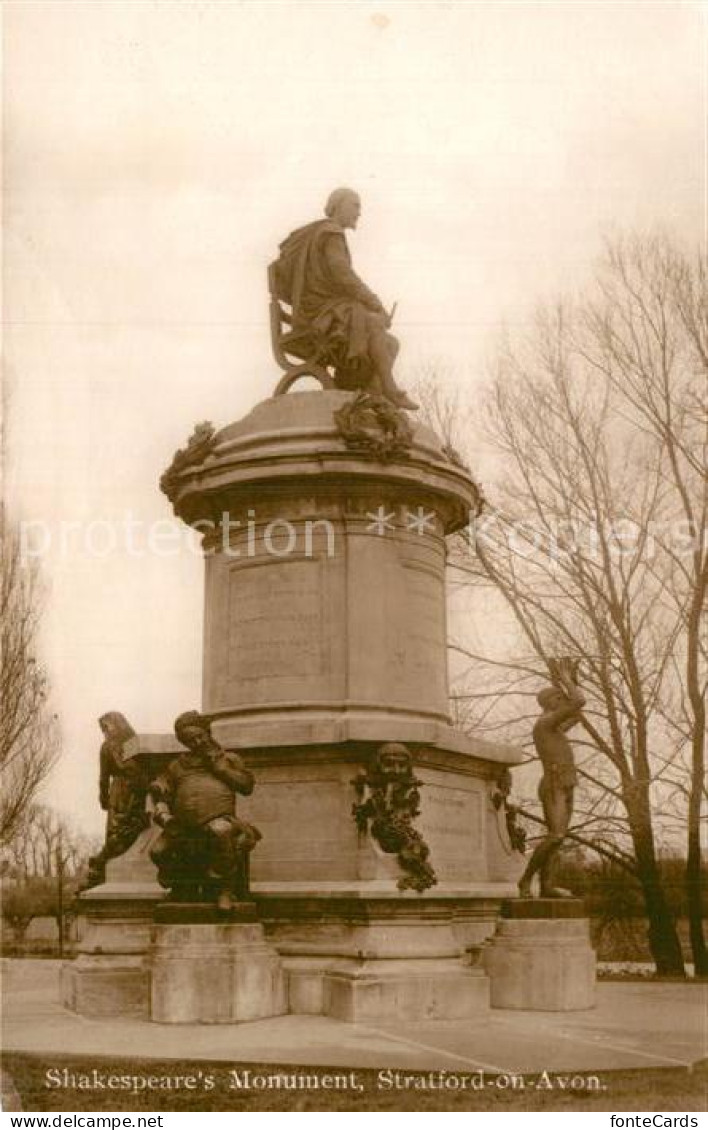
[4,1,705,834]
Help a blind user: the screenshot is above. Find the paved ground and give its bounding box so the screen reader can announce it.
[2,962,707,1075]
[0,1068,23,1111]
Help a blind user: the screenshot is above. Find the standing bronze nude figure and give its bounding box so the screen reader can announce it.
[518,659,585,899]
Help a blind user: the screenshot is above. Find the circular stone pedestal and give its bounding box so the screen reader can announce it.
[163,391,482,749]
[150,921,286,1024]
[484,901,596,1011]
[151,390,525,1022]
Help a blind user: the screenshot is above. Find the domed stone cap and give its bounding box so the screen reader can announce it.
[160,390,482,534]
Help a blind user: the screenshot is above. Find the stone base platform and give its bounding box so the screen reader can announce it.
[151,921,286,1024]
[9,964,706,1074]
[484,900,596,1011]
[324,958,489,1023]
[65,883,514,1023]
[62,953,150,1019]
[62,887,160,1019]
[153,900,258,925]
[256,885,501,1022]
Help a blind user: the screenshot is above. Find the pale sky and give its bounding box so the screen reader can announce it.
[3,0,705,834]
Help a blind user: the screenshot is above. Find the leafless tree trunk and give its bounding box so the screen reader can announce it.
[5,803,93,878]
[0,509,60,844]
[581,234,707,974]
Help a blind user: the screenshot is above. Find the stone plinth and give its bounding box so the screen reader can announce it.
[63,783,168,1018]
[501,897,590,919]
[164,392,486,748]
[238,744,522,889]
[325,958,488,1023]
[150,921,286,1024]
[152,390,526,1019]
[256,886,503,1020]
[162,390,523,886]
[66,391,529,1026]
[62,882,160,1018]
[485,901,596,1011]
[62,951,149,1019]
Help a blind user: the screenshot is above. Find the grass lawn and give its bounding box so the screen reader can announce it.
[3,1054,707,1112]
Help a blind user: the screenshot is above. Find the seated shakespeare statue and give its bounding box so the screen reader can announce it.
[271,187,418,410]
[148,711,261,911]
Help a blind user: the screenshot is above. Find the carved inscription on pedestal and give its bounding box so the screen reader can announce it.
[404,563,446,676]
[228,558,324,682]
[240,779,354,881]
[418,785,484,880]
[388,559,447,707]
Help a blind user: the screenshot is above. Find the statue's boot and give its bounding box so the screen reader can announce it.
[395,391,420,411]
[539,885,574,899]
[380,384,419,411]
[216,889,234,912]
[375,369,419,412]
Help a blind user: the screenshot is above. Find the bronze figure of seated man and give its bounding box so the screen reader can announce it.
[270,187,418,411]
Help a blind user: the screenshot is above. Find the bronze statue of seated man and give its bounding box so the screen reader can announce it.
[148,711,261,911]
[271,187,418,411]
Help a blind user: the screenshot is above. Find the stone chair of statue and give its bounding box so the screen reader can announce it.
[268,264,373,397]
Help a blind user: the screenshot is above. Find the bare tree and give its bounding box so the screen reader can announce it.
[5,804,94,880]
[0,508,60,844]
[582,235,707,974]
[1,805,93,949]
[412,364,475,454]
[429,233,705,975]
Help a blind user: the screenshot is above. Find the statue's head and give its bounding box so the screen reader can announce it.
[537,686,565,712]
[174,710,212,752]
[376,742,412,780]
[98,712,135,743]
[325,187,361,230]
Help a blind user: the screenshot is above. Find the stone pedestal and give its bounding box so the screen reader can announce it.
[62,858,162,1018]
[165,393,506,757]
[150,920,286,1024]
[155,390,526,1020]
[62,952,150,1019]
[63,390,527,1025]
[63,801,168,1018]
[485,900,596,1011]
[325,958,488,1023]
[163,392,525,906]
[257,886,501,1021]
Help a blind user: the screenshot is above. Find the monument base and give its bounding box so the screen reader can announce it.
[62,884,161,1018]
[150,921,286,1024]
[485,900,596,1011]
[324,958,489,1023]
[257,886,498,1021]
[153,900,258,925]
[62,954,150,1019]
